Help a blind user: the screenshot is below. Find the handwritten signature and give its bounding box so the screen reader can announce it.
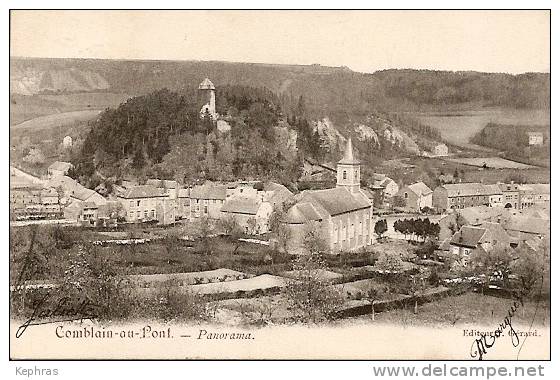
[15,292,99,338]
[470,294,523,360]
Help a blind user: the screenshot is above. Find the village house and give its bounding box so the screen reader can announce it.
[259,182,294,208]
[146,179,180,199]
[432,183,503,212]
[117,185,167,223]
[498,183,520,209]
[220,197,274,234]
[177,188,190,219]
[371,173,399,198]
[396,182,432,211]
[527,131,544,146]
[79,202,99,226]
[219,182,293,234]
[448,222,511,261]
[10,179,63,219]
[282,138,375,254]
[189,182,228,219]
[47,161,73,178]
[518,184,550,209]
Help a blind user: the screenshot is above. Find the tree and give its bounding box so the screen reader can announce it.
[447,211,467,236]
[374,251,405,274]
[510,240,550,298]
[374,219,388,240]
[218,215,244,254]
[469,243,513,294]
[282,253,343,323]
[246,217,257,235]
[302,221,329,255]
[23,148,45,165]
[195,217,214,255]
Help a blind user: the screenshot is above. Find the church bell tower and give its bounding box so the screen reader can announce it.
[336,138,361,193]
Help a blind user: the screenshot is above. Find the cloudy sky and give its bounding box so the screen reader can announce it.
[11,10,550,74]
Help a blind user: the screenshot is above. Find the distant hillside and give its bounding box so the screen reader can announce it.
[11,57,550,122]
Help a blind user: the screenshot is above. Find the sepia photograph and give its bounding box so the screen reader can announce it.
[8,9,551,361]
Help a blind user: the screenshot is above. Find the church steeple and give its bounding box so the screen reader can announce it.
[337,138,361,193]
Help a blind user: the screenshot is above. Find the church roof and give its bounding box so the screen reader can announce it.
[283,202,323,224]
[198,78,215,90]
[338,138,360,165]
[299,187,371,216]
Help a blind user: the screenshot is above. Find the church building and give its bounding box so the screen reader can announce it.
[282,138,376,254]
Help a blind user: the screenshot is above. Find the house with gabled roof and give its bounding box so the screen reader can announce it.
[448,223,511,258]
[282,138,375,253]
[190,182,228,219]
[433,182,503,211]
[371,173,399,198]
[397,181,432,211]
[220,196,274,235]
[117,185,167,223]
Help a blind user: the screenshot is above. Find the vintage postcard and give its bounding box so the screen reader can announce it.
[9,9,550,361]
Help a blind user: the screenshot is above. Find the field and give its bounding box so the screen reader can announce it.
[385,156,550,188]
[363,292,550,328]
[411,108,549,149]
[11,110,102,131]
[10,92,131,126]
[446,157,537,169]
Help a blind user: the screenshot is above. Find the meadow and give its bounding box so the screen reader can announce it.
[411,108,550,149]
[10,92,131,126]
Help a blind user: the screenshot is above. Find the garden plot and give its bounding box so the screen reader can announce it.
[335,278,388,300]
[128,268,249,287]
[210,295,293,324]
[189,274,287,296]
[280,269,343,282]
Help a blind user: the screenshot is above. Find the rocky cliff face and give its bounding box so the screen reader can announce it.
[10,67,110,95]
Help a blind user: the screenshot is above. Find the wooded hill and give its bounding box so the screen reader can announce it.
[11,58,550,124]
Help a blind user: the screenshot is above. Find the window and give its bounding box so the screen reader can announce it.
[144,210,148,218]
[204,206,208,214]
[358,221,362,236]
[333,226,338,243]
[341,225,347,241]
[151,210,155,218]
[130,201,134,207]
[355,170,358,179]
[137,211,141,219]
[404,192,408,199]
[343,171,347,180]
[349,223,354,238]
[137,200,141,207]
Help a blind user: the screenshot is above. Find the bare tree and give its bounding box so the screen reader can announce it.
[282,253,342,323]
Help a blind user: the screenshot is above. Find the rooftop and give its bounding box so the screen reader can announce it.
[441,183,502,197]
[190,183,227,200]
[119,185,165,199]
[450,226,487,248]
[407,182,432,196]
[198,77,215,90]
[298,187,370,216]
[221,197,261,215]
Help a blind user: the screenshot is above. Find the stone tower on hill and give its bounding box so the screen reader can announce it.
[198,77,217,119]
